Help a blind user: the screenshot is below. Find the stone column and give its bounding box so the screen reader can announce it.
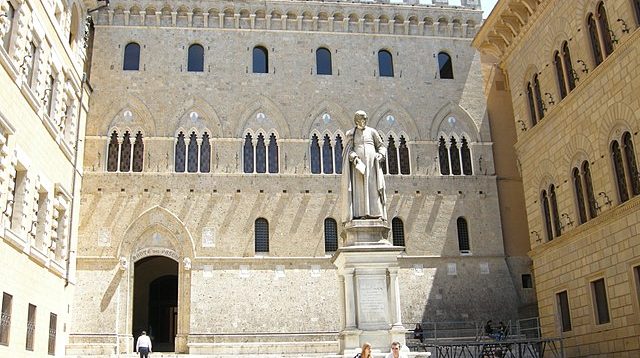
[344,267,356,329]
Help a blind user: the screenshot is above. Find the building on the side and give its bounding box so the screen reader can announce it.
[65,0,535,355]
[474,0,640,356]
[0,0,91,356]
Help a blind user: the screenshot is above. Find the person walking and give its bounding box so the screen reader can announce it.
[136,330,152,358]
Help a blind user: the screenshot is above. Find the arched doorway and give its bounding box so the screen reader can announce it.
[133,256,178,352]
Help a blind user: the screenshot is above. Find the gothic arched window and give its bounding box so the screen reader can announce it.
[324,218,338,252]
[634,0,640,26]
[457,217,470,252]
[439,136,450,175]
[583,161,598,219]
[450,137,461,175]
[541,190,553,241]
[391,217,405,247]
[200,133,211,173]
[187,132,198,173]
[526,82,538,127]
[399,136,410,175]
[310,134,321,174]
[119,131,132,172]
[378,50,394,77]
[335,135,343,174]
[596,2,614,57]
[533,74,545,120]
[550,185,561,237]
[254,218,269,253]
[132,131,144,172]
[573,167,587,224]
[387,136,399,175]
[562,42,576,91]
[461,137,472,175]
[612,140,629,203]
[255,133,266,173]
[316,47,332,75]
[243,133,254,173]
[175,132,186,172]
[587,13,603,66]
[107,131,119,172]
[123,42,140,71]
[623,132,640,196]
[554,51,567,100]
[438,52,453,79]
[187,44,204,72]
[253,46,268,73]
[268,133,279,173]
[322,134,333,174]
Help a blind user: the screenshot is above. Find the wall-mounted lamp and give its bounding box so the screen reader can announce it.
[19,55,32,75]
[516,120,527,132]
[598,191,612,207]
[27,220,38,237]
[2,199,14,217]
[530,231,541,243]
[561,213,574,228]
[570,68,580,83]
[617,19,630,34]
[41,88,51,106]
[0,12,7,18]
[544,92,555,105]
[608,29,619,44]
[576,60,589,74]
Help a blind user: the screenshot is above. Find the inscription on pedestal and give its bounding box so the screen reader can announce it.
[357,277,388,325]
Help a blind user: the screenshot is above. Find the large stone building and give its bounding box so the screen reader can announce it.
[474,0,640,356]
[0,0,90,356]
[1,0,539,356]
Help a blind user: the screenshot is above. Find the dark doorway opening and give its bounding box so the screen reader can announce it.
[133,256,178,352]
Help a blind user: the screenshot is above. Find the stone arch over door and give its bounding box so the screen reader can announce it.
[117,206,195,353]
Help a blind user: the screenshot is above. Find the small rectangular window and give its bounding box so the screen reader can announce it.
[556,291,572,332]
[1,292,12,345]
[591,278,610,324]
[48,313,57,355]
[26,304,36,351]
[522,274,533,288]
[634,266,640,308]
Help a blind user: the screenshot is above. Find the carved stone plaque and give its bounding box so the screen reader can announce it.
[357,276,388,326]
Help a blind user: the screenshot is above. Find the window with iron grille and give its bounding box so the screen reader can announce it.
[255,218,269,253]
[0,292,12,345]
[132,131,144,172]
[324,218,338,253]
[26,304,36,351]
[107,131,119,172]
[187,132,198,173]
[47,313,57,355]
[334,135,343,174]
[457,217,470,252]
[119,131,132,172]
[399,136,410,175]
[392,217,405,247]
[310,134,321,174]
[243,133,254,173]
[200,133,211,173]
[322,135,333,174]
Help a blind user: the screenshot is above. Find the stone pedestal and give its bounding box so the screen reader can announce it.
[333,220,407,354]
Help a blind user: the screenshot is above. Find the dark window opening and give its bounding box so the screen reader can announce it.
[123,42,140,71]
[457,217,470,251]
[175,132,186,172]
[310,134,321,174]
[322,134,333,174]
[450,137,460,175]
[253,46,268,73]
[316,47,332,75]
[132,131,144,172]
[378,50,394,77]
[107,130,119,172]
[391,217,405,247]
[438,52,454,79]
[200,133,211,173]
[324,218,338,252]
[268,133,279,173]
[592,278,610,324]
[334,135,343,174]
[399,136,410,175]
[243,133,254,173]
[187,132,198,173]
[461,137,472,175]
[119,131,132,172]
[522,274,533,289]
[255,218,269,253]
[439,136,449,175]
[557,291,572,332]
[187,44,204,72]
[387,136,399,175]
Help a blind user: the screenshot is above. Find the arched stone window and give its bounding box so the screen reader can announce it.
[554,51,567,100]
[438,52,453,79]
[254,218,269,253]
[268,133,279,173]
[387,136,399,175]
[107,131,119,172]
[612,140,628,202]
[623,132,640,196]
[457,217,470,252]
[334,135,343,174]
[439,136,449,175]
[391,217,405,247]
[123,42,140,71]
[449,137,461,175]
[461,137,472,175]
[316,47,332,75]
[310,134,321,174]
[533,74,545,120]
[573,167,587,224]
[132,131,144,172]
[596,2,614,57]
[187,44,204,72]
[243,133,254,173]
[322,134,333,174]
[119,131,132,172]
[253,46,268,73]
[175,132,186,172]
[587,13,603,66]
[634,0,640,26]
[541,189,553,241]
[378,50,394,77]
[612,132,640,203]
[324,218,338,253]
[562,42,576,91]
[399,136,410,175]
[200,133,211,173]
[187,132,198,173]
[549,184,561,237]
[583,161,598,219]
[256,133,266,173]
[526,82,538,127]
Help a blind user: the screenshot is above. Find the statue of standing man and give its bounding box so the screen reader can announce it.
[341,110,387,223]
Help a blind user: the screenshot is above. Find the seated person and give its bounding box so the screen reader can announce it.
[413,323,424,342]
[385,342,408,358]
[484,320,501,340]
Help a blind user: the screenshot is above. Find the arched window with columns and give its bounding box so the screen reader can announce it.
[244,132,279,174]
[187,132,198,173]
[119,131,132,172]
[175,132,186,172]
[310,134,321,174]
[107,130,119,172]
[132,131,144,172]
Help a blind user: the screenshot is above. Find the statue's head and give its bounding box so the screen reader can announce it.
[354,110,367,129]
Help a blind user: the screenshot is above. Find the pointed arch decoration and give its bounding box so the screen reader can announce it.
[430,102,481,142]
[235,96,290,138]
